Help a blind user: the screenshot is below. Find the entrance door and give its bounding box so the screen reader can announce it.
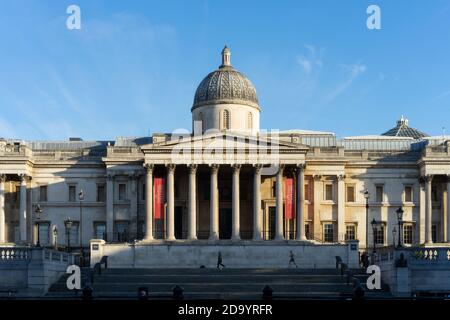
[175,206,183,239]
[268,207,276,240]
[219,208,232,239]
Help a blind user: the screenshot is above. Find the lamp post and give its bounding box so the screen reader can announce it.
[392,227,397,248]
[371,218,379,264]
[78,189,85,267]
[65,218,73,253]
[396,207,404,248]
[34,204,43,247]
[53,226,58,250]
[364,189,370,252]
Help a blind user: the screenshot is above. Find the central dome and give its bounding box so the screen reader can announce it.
[192,46,259,110]
[191,46,261,135]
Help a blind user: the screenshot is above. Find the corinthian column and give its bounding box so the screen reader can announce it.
[275,165,284,240]
[425,175,433,244]
[144,164,154,241]
[253,165,262,241]
[209,164,219,240]
[337,174,346,243]
[106,174,114,242]
[232,164,241,241]
[296,164,306,241]
[19,174,27,243]
[188,164,198,240]
[166,164,176,241]
[0,175,5,243]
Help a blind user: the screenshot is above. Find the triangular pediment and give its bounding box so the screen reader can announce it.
[140,131,309,152]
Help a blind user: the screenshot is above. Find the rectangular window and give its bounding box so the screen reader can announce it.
[324,223,334,242]
[403,224,413,244]
[404,186,413,203]
[304,184,310,201]
[324,184,333,201]
[66,222,79,246]
[376,185,384,203]
[94,223,106,240]
[374,225,385,245]
[305,223,311,240]
[345,225,356,240]
[115,222,129,242]
[68,185,76,202]
[37,223,50,246]
[118,183,127,201]
[346,185,355,202]
[272,181,276,198]
[39,185,48,202]
[97,185,106,202]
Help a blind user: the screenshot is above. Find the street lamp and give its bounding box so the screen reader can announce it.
[364,189,370,252]
[79,189,85,266]
[34,204,43,247]
[396,207,404,248]
[53,226,58,250]
[65,218,73,253]
[371,218,379,264]
[392,227,397,247]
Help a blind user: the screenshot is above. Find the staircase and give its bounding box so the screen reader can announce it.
[47,268,391,299]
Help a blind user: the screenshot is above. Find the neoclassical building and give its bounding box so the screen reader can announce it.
[1,47,450,255]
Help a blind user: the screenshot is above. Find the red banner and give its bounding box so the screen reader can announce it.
[154,177,165,219]
[284,177,295,220]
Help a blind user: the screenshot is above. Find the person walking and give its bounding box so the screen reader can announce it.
[217,251,225,270]
[288,250,298,268]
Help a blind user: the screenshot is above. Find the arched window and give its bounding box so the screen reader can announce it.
[247,112,253,130]
[222,110,230,130]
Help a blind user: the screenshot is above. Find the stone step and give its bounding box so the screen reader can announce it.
[96,268,362,275]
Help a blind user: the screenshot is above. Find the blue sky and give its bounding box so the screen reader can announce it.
[1,0,450,141]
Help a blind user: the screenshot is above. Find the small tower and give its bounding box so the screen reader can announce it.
[220,45,231,68]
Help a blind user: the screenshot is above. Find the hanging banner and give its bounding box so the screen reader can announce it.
[284,177,295,220]
[154,177,166,219]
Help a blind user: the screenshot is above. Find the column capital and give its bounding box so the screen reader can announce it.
[210,164,220,173]
[296,163,306,171]
[423,174,433,183]
[337,174,346,181]
[166,163,176,172]
[313,174,322,181]
[188,164,198,173]
[107,173,114,181]
[0,175,6,183]
[232,164,241,172]
[253,164,263,172]
[144,163,155,173]
[19,174,30,182]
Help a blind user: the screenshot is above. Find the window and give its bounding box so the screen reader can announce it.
[272,181,276,198]
[374,225,385,245]
[345,225,356,240]
[305,223,311,240]
[404,186,413,203]
[376,185,384,203]
[432,225,437,243]
[118,183,127,201]
[97,185,106,202]
[222,110,230,130]
[68,185,76,202]
[94,223,106,240]
[247,112,253,130]
[66,222,79,246]
[346,185,355,202]
[115,222,129,242]
[39,185,48,202]
[37,223,50,246]
[324,224,334,242]
[403,224,413,244]
[324,183,333,201]
[304,183,310,201]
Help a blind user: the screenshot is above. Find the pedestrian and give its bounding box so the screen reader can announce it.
[217,251,225,270]
[288,250,298,268]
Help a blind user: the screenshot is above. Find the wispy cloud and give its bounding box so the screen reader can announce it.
[296,45,324,75]
[325,63,366,102]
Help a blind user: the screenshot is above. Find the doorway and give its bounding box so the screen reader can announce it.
[268,207,276,240]
[219,208,232,239]
[175,206,183,239]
